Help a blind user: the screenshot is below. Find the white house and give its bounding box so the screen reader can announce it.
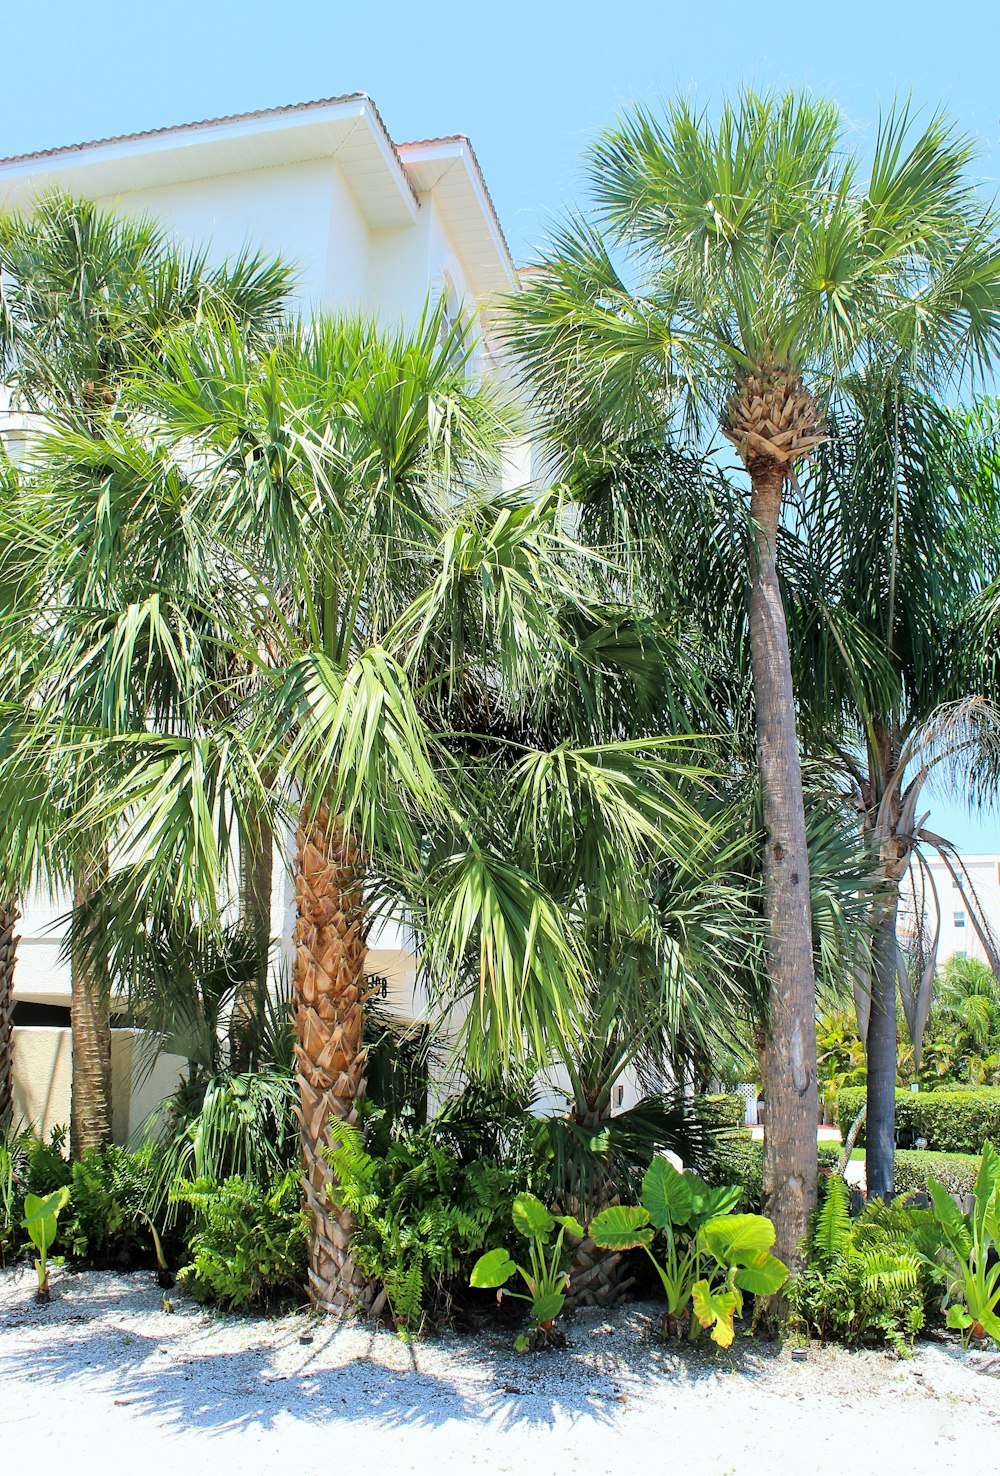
[0,93,523,1137]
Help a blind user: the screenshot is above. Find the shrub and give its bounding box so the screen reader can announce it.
[329,1118,537,1333]
[836,1088,1000,1156]
[894,1150,982,1199]
[789,1176,932,1351]
[704,1134,763,1212]
[704,1094,747,1132]
[172,1170,308,1312]
[63,1145,166,1267]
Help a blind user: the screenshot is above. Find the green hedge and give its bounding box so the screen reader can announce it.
[704,1093,747,1131]
[894,1150,982,1198]
[706,1136,981,1206]
[836,1087,1000,1156]
[704,1133,763,1212]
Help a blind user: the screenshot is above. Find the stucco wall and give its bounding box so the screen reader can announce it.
[12,1026,185,1144]
[97,157,372,316]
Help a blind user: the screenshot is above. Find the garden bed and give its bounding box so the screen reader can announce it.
[1,1267,997,1475]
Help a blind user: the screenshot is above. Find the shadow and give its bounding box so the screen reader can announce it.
[0,1274,776,1439]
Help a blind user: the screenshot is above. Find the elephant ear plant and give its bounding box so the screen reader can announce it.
[930,1140,1000,1345]
[590,1158,787,1346]
[470,1192,584,1351]
[22,1185,71,1302]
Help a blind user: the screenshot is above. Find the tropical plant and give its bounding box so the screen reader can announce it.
[172,1169,308,1312]
[330,1115,540,1334]
[470,1192,585,1351]
[3,297,749,1317]
[929,1140,1000,1344]
[795,377,1000,1196]
[506,90,1000,1266]
[789,1175,929,1351]
[589,1157,787,1345]
[0,194,294,1156]
[21,1184,71,1301]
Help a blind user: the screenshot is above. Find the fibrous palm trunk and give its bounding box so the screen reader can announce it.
[746,458,819,1271]
[0,899,19,1120]
[70,854,113,1158]
[230,805,274,1071]
[292,804,373,1314]
[560,1102,634,1310]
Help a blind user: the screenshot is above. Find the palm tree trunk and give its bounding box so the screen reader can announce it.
[866,881,900,1199]
[0,899,19,1121]
[70,853,112,1158]
[747,461,819,1271]
[230,806,274,1071]
[292,803,373,1314]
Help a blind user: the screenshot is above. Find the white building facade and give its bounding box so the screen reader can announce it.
[900,851,1000,967]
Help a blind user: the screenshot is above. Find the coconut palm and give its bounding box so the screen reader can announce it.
[794,375,1000,1194]
[0,193,293,1153]
[504,91,1000,1262]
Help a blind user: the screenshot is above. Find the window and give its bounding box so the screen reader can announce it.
[955,950,968,960]
[954,912,966,929]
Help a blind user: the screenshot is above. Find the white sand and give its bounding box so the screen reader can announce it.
[1,1267,997,1474]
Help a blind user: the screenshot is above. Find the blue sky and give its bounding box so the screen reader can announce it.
[4,0,1000,849]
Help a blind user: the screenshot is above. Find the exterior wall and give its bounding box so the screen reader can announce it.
[98,157,371,315]
[901,852,1000,965]
[12,1026,184,1144]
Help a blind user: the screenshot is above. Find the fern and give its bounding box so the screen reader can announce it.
[789,1184,941,1349]
[326,1111,542,1332]
[812,1175,852,1266]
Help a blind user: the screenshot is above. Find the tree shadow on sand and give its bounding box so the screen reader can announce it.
[0,1274,776,1438]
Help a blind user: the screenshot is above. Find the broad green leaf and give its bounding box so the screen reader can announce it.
[699,1185,743,1221]
[642,1157,693,1228]
[22,1186,70,1255]
[590,1204,654,1251]
[929,1181,973,1260]
[945,1303,973,1330]
[973,1142,1000,1244]
[513,1333,532,1352]
[699,1213,776,1268]
[554,1213,586,1239]
[532,1289,565,1324]
[733,1252,788,1297]
[512,1193,555,1241]
[470,1248,516,1289]
[691,1277,740,1348]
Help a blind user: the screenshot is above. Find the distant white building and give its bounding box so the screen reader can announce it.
[0,93,525,1136]
[900,851,1000,968]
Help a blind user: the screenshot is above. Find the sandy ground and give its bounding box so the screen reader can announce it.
[2,1267,998,1474]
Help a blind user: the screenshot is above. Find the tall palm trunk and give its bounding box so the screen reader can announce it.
[292,804,373,1314]
[0,899,19,1120]
[864,734,906,1198]
[230,806,274,1071]
[747,460,819,1270]
[866,887,900,1198]
[70,853,112,1158]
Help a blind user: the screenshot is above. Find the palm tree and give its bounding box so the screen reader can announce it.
[795,375,1000,1194]
[0,193,293,1153]
[504,91,1000,1262]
